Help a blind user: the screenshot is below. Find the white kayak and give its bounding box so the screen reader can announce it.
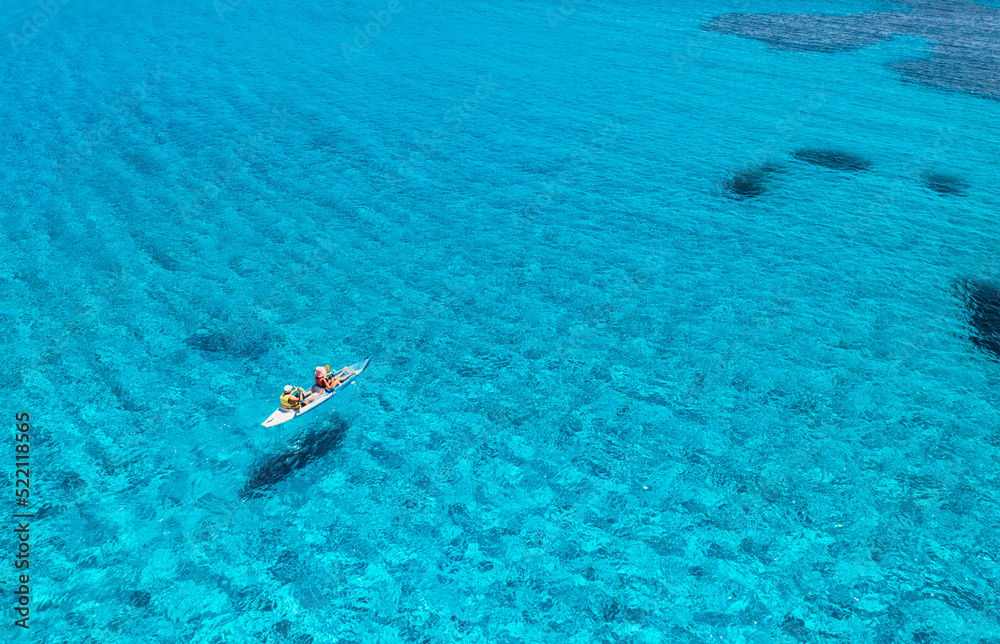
[261,358,370,427]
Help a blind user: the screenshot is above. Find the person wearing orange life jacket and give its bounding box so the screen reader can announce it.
[307,365,356,400]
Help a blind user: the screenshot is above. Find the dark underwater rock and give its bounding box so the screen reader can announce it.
[128,590,152,608]
[185,329,275,360]
[961,279,1000,359]
[724,171,764,199]
[723,163,782,199]
[706,2,1000,100]
[240,417,349,499]
[792,148,871,172]
[186,331,235,353]
[923,172,969,195]
[781,616,810,640]
[707,11,897,53]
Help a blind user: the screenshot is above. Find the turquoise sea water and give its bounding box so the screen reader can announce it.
[3,0,1000,641]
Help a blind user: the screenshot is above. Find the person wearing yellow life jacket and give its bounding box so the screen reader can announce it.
[279,385,308,410]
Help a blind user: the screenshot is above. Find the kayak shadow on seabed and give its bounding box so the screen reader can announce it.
[239,415,350,500]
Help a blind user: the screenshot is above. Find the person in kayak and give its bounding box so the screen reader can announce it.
[304,365,353,403]
[314,365,355,391]
[280,385,308,410]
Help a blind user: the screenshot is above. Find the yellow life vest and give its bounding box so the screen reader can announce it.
[280,392,301,410]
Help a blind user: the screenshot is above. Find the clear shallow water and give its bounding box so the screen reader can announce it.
[3,0,1000,641]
